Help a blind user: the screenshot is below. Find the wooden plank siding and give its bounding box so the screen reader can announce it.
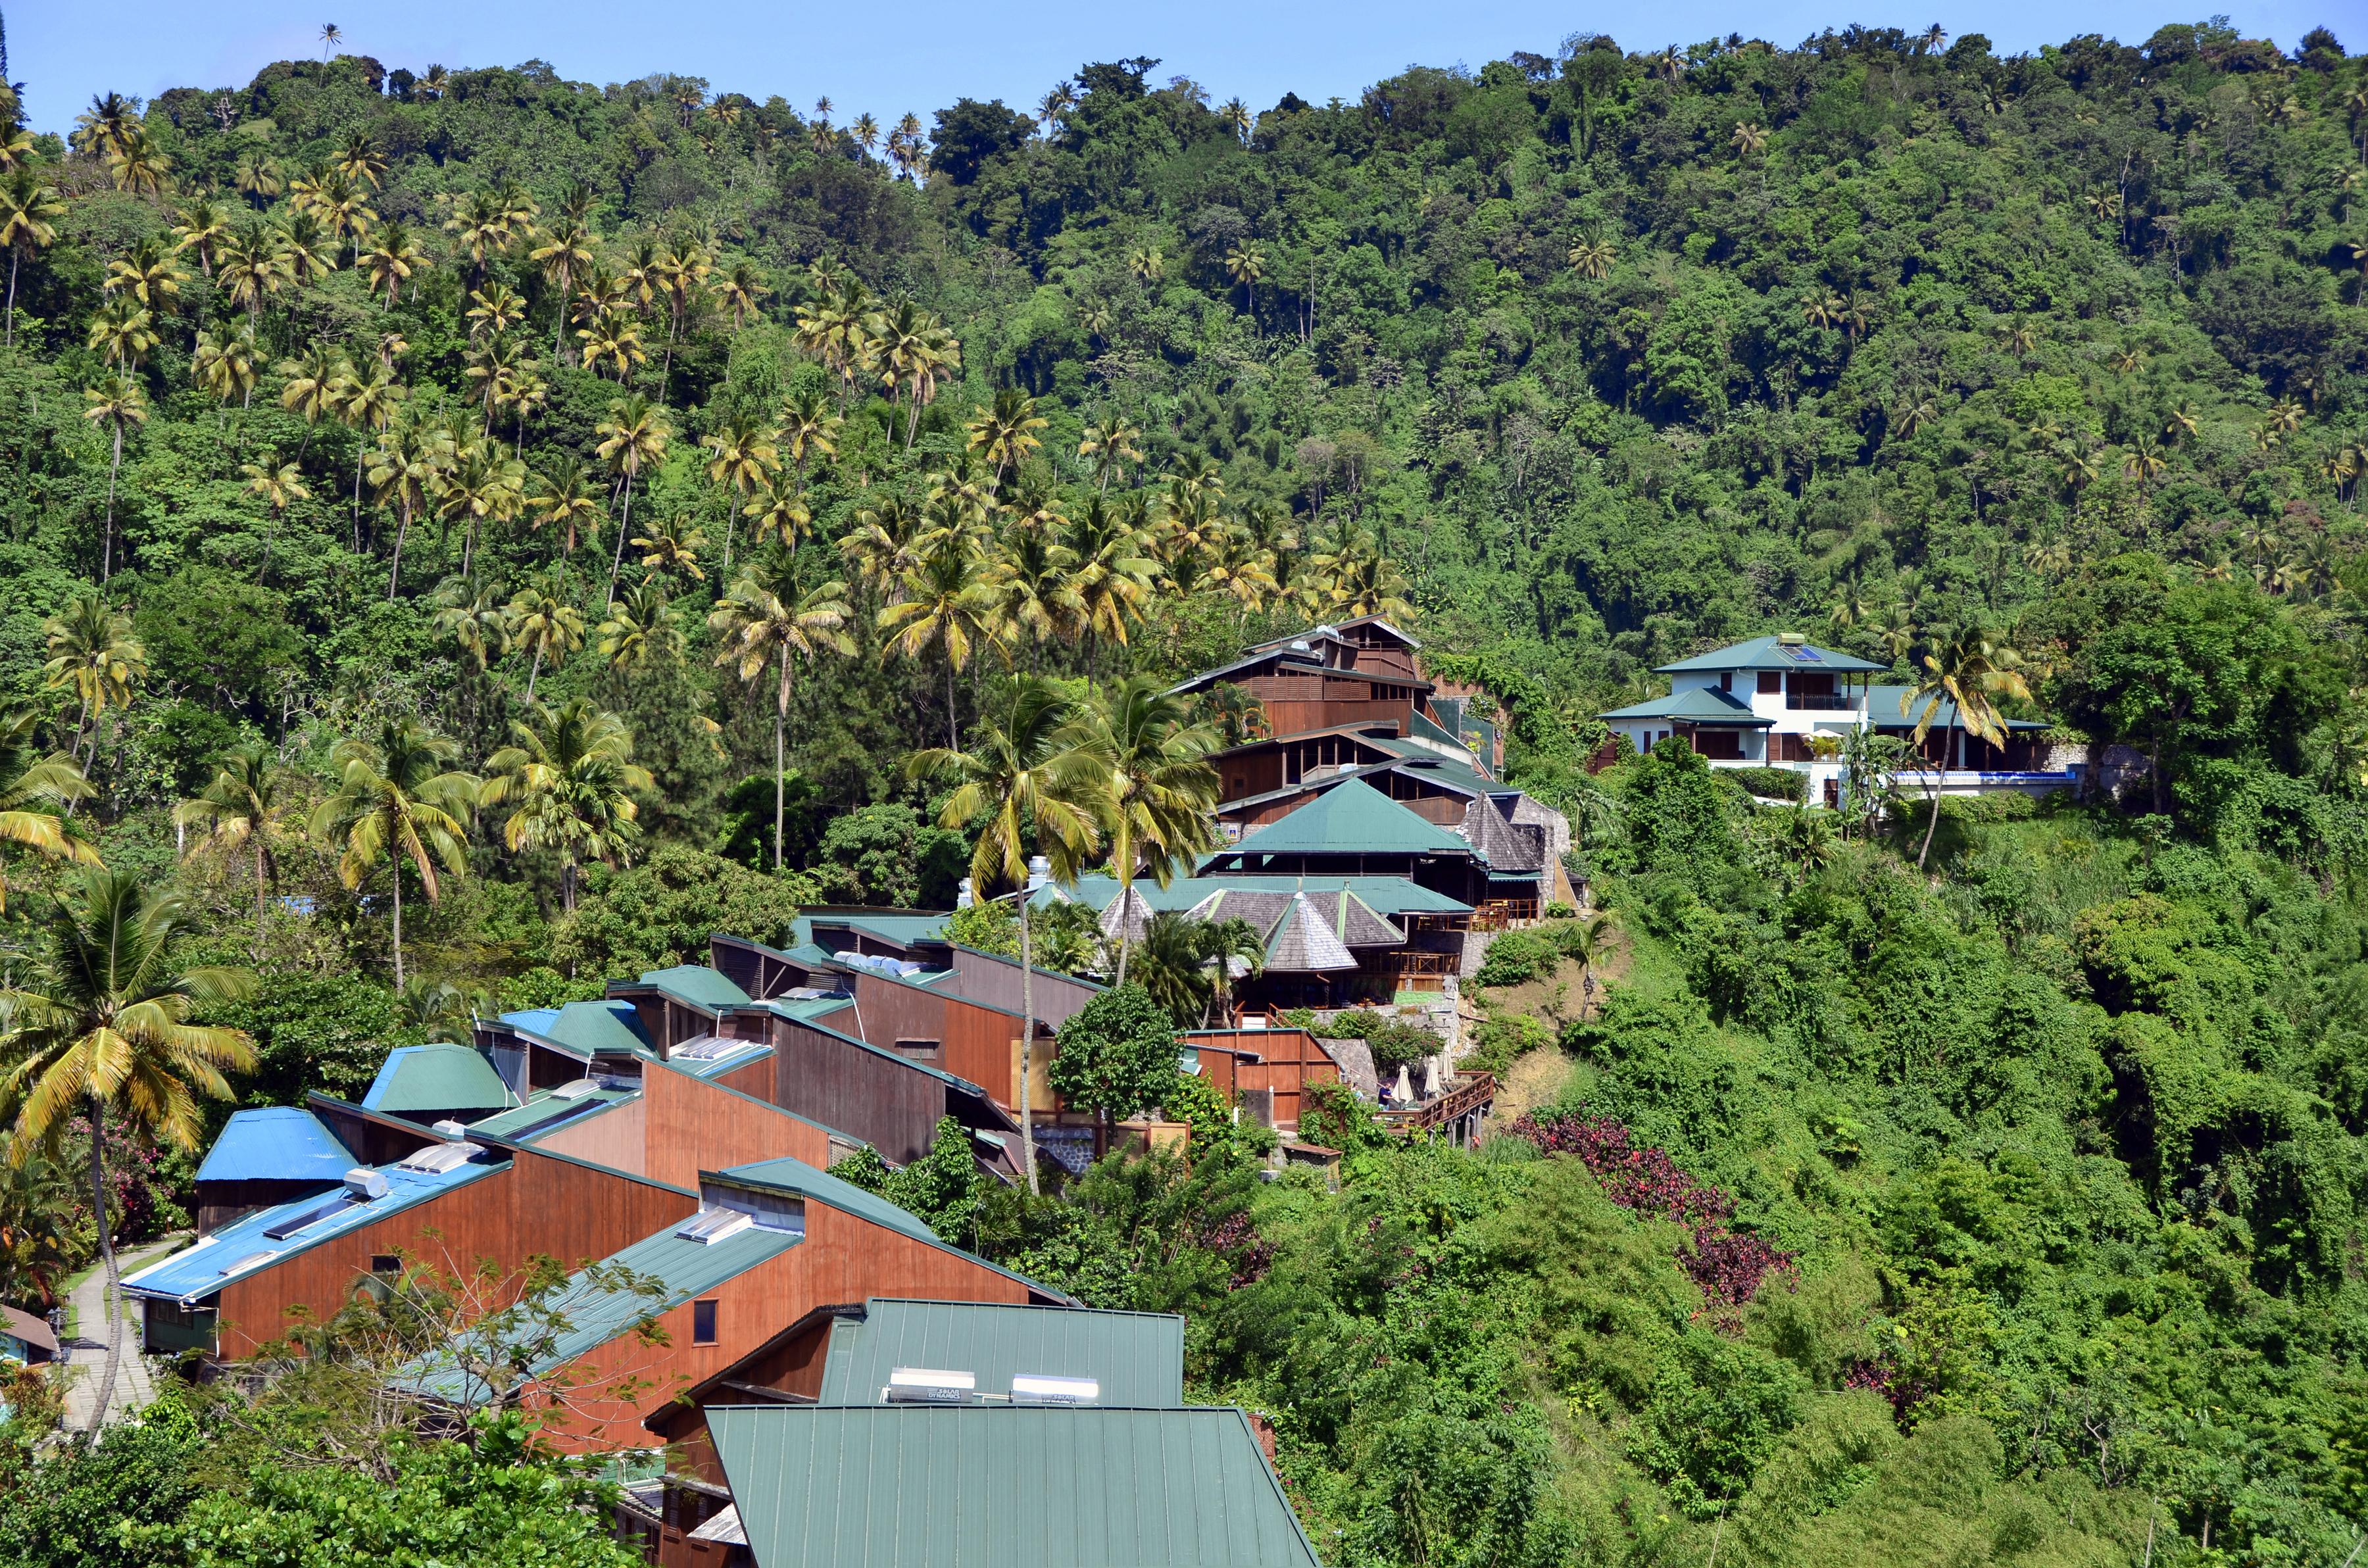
[943,950,1101,1033]
[524,1202,1035,1453]
[762,1016,946,1166]
[841,973,1038,1107]
[1179,1029,1340,1129]
[212,1148,699,1359]
[637,1066,833,1191]
[535,1097,650,1176]
[645,1313,841,1487]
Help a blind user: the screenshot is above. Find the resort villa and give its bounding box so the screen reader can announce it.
[1599,634,2068,805]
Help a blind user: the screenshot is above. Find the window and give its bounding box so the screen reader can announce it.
[370,1255,401,1277]
[893,1038,942,1063]
[1719,672,1733,692]
[1756,672,1783,695]
[692,1299,718,1346]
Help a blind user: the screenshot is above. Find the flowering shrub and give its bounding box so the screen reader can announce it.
[1509,1108,1793,1312]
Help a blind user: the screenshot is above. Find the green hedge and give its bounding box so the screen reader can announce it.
[1726,766,1808,802]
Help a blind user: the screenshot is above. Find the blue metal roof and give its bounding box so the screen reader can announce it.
[120,1150,506,1305]
[195,1108,355,1185]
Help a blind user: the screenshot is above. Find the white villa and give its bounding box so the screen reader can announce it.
[1600,634,2069,806]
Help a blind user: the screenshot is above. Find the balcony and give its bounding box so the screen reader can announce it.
[1785,693,1857,711]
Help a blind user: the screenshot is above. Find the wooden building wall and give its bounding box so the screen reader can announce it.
[943,950,1100,1033]
[529,1202,1036,1453]
[535,1098,649,1176]
[710,1054,775,1100]
[762,1016,945,1166]
[1180,1029,1340,1128]
[645,1314,839,1487]
[843,974,1025,1108]
[212,1149,697,1358]
[639,1066,833,1191]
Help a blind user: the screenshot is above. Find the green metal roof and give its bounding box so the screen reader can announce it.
[1599,687,1777,726]
[1864,686,2050,732]
[1056,874,1471,917]
[501,1000,654,1058]
[716,1157,1056,1300]
[817,1299,1185,1407]
[708,1405,1322,1568]
[1654,635,1887,674]
[466,1083,639,1140]
[360,1044,514,1117]
[1214,777,1473,860]
[409,1213,803,1400]
[637,965,754,1012]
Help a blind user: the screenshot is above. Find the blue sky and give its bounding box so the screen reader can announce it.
[9,1,2347,136]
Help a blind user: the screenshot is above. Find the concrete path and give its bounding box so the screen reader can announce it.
[61,1235,185,1432]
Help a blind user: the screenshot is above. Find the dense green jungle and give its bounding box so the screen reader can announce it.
[1,16,2367,1568]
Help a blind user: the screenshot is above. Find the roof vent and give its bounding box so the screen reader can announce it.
[430,1119,470,1139]
[343,1167,390,1200]
[551,1079,601,1100]
[885,1367,976,1404]
[1010,1374,1100,1406]
[394,1142,476,1175]
[675,1205,754,1245]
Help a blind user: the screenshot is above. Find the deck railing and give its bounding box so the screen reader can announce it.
[1377,1073,1497,1135]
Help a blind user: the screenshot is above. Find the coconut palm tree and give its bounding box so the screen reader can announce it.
[904,677,1105,1194]
[596,579,683,681]
[310,720,479,989]
[355,222,421,308]
[879,537,1001,749]
[1901,624,2032,870]
[480,699,650,912]
[369,414,451,599]
[777,389,840,478]
[964,387,1048,487]
[0,871,255,1429]
[531,216,597,358]
[191,324,260,418]
[1196,916,1266,1027]
[0,698,97,913]
[433,575,512,671]
[597,395,672,605]
[174,743,293,956]
[43,595,145,770]
[702,414,781,576]
[505,580,585,702]
[0,170,62,349]
[526,457,603,558]
[1223,243,1266,323]
[710,561,857,870]
[1072,676,1221,987]
[80,376,147,581]
[336,364,403,545]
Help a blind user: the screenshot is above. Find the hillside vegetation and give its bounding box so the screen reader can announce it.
[0,20,2364,1568]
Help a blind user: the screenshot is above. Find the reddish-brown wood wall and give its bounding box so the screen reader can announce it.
[214,1150,697,1358]
[764,1016,945,1165]
[640,1066,831,1190]
[532,1203,1033,1452]
[1180,1029,1339,1127]
[535,1098,649,1175]
[845,974,1022,1106]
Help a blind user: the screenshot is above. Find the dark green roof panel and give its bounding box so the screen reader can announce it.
[817,1298,1185,1408]
[708,1405,1323,1568]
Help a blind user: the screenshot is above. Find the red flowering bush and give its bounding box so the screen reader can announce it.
[1509,1108,1794,1312]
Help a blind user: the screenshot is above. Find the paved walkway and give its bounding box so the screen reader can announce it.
[61,1235,184,1432]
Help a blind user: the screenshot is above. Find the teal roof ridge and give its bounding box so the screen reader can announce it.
[1217,777,1474,860]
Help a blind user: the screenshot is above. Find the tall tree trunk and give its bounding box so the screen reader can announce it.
[526,647,543,704]
[945,654,958,750]
[255,837,268,958]
[351,446,366,552]
[1020,898,1039,1196]
[391,862,405,990]
[606,476,635,606]
[1916,725,1949,871]
[387,498,411,600]
[102,427,122,581]
[87,1098,122,1431]
[1114,866,1133,989]
[5,247,17,349]
[774,656,792,871]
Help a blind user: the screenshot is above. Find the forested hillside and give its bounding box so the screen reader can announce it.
[1,19,2367,1568]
